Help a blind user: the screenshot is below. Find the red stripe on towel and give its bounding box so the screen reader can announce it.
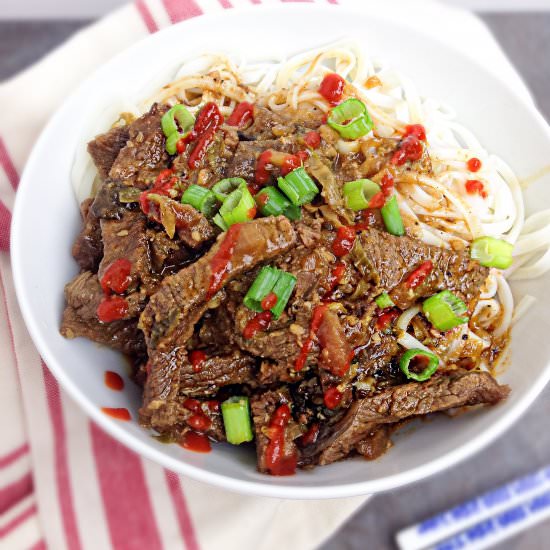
[218,0,233,8]
[165,470,200,550]
[42,364,83,550]
[0,200,11,252]
[0,443,29,469]
[135,0,159,33]
[29,541,48,550]
[0,502,36,538]
[0,138,19,190]
[0,471,33,515]
[90,423,163,550]
[162,0,203,23]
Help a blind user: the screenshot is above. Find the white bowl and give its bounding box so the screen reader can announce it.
[11,4,550,499]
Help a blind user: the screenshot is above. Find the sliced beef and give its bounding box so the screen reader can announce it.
[237,106,290,141]
[72,198,103,272]
[109,103,170,188]
[172,203,217,248]
[307,370,509,466]
[355,229,489,308]
[251,388,298,475]
[90,180,131,220]
[140,216,296,352]
[179,349,256,396]
[147,229,190,273]
[87,125,130,179]
[61,272,145,354]
[355,425,393,460]
[98,210,152,293]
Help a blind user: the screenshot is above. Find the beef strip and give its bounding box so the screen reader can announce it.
[354,425,393,460]
[179,349,256,397]
[90,180,132,220]
[355,228,489,308]
[109,103,170,188]
[304,370,509,466]
[237,106,290,141]
[172,202,217,248]
[139,217,296,429]
[250,388,298,474]
[98,210,153,293]
[60,272,145,355]
[72,198,103,272]
[87,125,130,179]
[140,216,296,352]
[147,229,190,273]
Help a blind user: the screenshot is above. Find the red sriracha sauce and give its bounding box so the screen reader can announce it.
[207,224,242,300]
[319,73,345,105]
[254,150,273,185]
[332,226,357,257]
[261,292,278,311]
[104,371,124,391]
[299,423,320,447]
[381,172,394,197]
[226,102,254,128]
[190,350,207,373]
[281,154,302,176]
[180,432,211,453]
[465,179,488,199]
[323,386,343,410]
[243,311,273,339]
[391,135,424,166]
[304,131,321,149]
[404,124,426,141]
[467,157,482,172]
[101,407,131,421]
[368,191,385,209]
[97,295,129,323]
[187,413,211,432]
[406,260,433,289]
[376,309,399,332]
[295,303,328,372]
[183,398,202,413]
[323,262,346,299]
[264,404,297,476]
[100,258,132,295]
[187,103,224,169]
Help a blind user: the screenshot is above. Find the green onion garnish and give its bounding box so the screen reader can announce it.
[213,213,228,231]
[270,271,297,319]
[343,179,381,211]
[470,236,513,269]
[422,290,469,331]
[399,349,439,382]
[212,178,248,202]
[255,186,302,220]
[219,186,256,227]
[161,105,194,154]
[375,292,394,309]
[277,167,319,206]
[181,185,218,217]
[327,98,373,140]
[221,396,254,445]
[380,195,405,236]
[243,266,297,319]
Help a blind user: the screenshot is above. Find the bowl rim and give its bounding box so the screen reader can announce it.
[11,2,550,499]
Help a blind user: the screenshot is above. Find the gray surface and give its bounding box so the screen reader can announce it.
[1,13,549,550]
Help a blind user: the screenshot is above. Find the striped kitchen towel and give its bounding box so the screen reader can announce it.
[0,1,534,549]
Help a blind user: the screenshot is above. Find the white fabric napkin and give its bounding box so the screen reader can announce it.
[0,1,533,549]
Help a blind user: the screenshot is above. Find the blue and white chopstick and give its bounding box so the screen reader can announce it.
[396,465,550,550]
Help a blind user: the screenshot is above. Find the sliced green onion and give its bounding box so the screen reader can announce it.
[243,266,297,318]
[470,236,513,269]
[375,292,394,309]
[327,98,373,140]
[161,105,194,154]
[221,396,254,445]
[381,195,405,236]
[277,168,319,206]
[343,179,381,211]
[270,271,297,319]
[243,266,281,312]
[213,213,228,231]
[219,187,256,227]
[212,178,248,202]
[283,204,302,221]
[399,349,439,382]
[255,186,290,217]
[181,185,218,217]
[422,290,469,331]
